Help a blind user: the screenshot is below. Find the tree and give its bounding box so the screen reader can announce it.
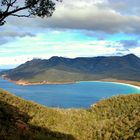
[0,0,61,26]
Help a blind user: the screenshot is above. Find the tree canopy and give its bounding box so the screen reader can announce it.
[0,0,61,26]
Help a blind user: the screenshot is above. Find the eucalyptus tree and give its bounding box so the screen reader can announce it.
[0,0,61,25]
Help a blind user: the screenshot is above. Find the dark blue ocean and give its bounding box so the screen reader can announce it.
[0,78,140,108]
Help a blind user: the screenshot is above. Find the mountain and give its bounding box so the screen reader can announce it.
[2,54,140,83]
[0,89,140,139]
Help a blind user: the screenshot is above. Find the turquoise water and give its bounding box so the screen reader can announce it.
[0,78,140,108]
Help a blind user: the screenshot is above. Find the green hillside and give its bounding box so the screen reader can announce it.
[26,69,103,83]
[0,89,140,140]
[2,54,140,84]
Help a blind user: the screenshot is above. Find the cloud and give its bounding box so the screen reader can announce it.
[20,0,139,34]
[106,39,140,53]
[0,38,7,45]
[116,48,130,52]
[0,30,139,67]
[1,0,140,37]
[108,0,140,14]
[120,40,139,48]
[0,29,35,45]
[0,0,140,68]
[115,48,130,56]
[0,31,35,38]
[0,31,118,66]
[1,0,140,34]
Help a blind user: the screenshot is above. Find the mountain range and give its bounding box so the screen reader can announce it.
[2,54,140,84]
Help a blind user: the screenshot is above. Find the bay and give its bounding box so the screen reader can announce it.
[0,78,140,108]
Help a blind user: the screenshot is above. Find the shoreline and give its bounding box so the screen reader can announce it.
[113,82,140,90]
[1,75,76,86]
[100,81,140,90]
[1,75,140,90]
[100,79,140,90]
[77,80,140,90]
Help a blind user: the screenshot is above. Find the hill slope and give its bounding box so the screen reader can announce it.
[0,89,140,140]
[2,54,140,84]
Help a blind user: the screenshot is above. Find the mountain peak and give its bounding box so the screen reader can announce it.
[50,56,66,60]
[123,53,138,58]
[50,56,60,59]
[49,56,70,62]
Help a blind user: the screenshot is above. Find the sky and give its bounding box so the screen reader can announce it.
[0,0,140,68]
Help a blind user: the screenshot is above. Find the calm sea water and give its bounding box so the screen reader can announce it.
[0,78,140,108]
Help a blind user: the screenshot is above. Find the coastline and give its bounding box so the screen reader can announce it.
[2,75,140,90]
[100,81,140,90]
[78,80,140,90]
[15,81,75,86]
[100,79,140,90]
[1,75,76,86]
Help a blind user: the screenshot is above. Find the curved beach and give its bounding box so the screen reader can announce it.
[102,81,140,91]
[79,80,140,91]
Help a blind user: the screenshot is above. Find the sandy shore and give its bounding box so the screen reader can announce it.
[2,75,140,90]
[15,81,75,86]
[78,80,140,91]
[2,75,75,86]
[100,79,140,89]
[101,81,140,90]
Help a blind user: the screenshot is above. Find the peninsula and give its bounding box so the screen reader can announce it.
[1,54,140,86]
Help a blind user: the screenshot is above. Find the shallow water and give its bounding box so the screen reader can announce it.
[0,78,140,108]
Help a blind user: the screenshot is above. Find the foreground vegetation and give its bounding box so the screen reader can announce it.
[0,89,140,140]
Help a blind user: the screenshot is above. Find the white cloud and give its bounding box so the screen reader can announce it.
[0,34,125,66]
[2,0,140,34]
[27,0,139,34]
[130,47,140,56]
[0,32,139,67]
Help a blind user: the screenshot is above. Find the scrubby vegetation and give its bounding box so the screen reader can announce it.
[0,89,140,140]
